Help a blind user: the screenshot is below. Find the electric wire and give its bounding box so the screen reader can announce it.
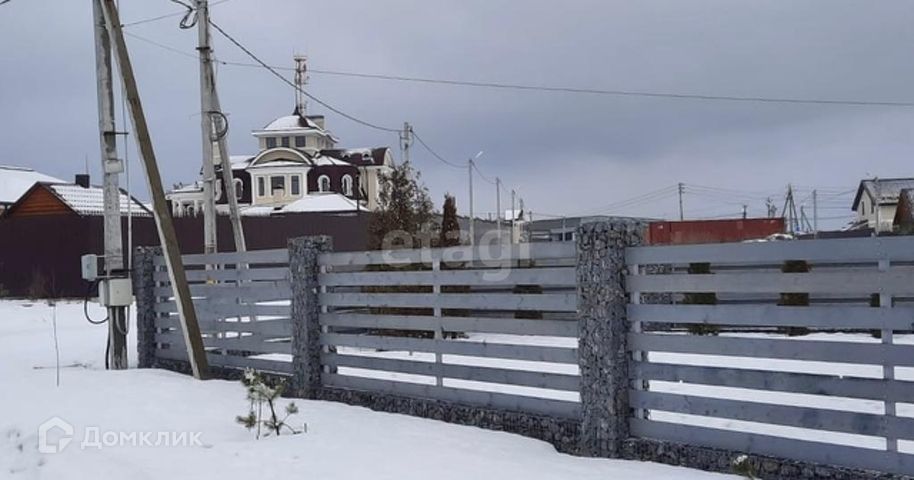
[120,0,230,27]
[207,19,400,133]
[411,131,464,169]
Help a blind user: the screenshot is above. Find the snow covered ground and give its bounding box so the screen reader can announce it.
[0,300,732,479]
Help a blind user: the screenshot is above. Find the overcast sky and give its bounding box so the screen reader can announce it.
[2,0,913,228]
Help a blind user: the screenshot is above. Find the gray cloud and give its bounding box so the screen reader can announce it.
[2,0,913,229]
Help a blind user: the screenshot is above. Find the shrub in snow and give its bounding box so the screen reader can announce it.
[732,454,757,479]
[236,369,303,438]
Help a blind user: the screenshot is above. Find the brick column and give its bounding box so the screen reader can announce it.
[289,236,333,399]
[576,220,644,457]
[133,246,162,369]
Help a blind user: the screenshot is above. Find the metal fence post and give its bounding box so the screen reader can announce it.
[289,236,333,399]
[576,221,643,457]
[133,246,161,369]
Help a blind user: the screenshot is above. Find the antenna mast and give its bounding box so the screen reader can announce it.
[294,54,308,114]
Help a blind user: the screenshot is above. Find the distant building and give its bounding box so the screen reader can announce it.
[3,174,151,219]
[527,215,651,242]
[0,165,62,214]
[647,218,785,245]
[851,178,914,232]
[168,111,393,217]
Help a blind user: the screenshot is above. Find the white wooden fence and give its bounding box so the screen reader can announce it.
[152,248,294,374]
[625,235,914,475]
[151,242,581,418]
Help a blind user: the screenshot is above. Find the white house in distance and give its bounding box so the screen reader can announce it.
[851,178,914,232]
[168,110,393,217]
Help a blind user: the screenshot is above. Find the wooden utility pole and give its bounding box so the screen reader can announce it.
[99,0,209,379]
[92,0,127,369]
[196,0,246,253]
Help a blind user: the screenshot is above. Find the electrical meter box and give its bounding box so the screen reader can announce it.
[99,278,133,307]
[81,254,100,281]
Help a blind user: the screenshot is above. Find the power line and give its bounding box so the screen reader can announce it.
[472,162,497,185]
[411,131,464,169]
[207,19,400,133]
[117,31,914,108]
[120,0,230,27]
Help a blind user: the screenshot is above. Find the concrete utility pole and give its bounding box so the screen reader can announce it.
[874,177,882,235]
[468,157,474,246]
[812,189,818,237]
[99,0,209,379]
[92,0,127,369]
[195,0,218,257]
[495,177,502,242]
[510,188,516,244]
[196,0,246,253]
[678,182,685,221]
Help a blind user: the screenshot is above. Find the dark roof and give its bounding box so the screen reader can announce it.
[320,147,390,167]
[852,178,914,210]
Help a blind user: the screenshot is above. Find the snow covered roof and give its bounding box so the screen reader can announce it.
[229,155,254,170]
[0,165,62,204]
[48,184,152,217]
[240,193,359,216]
[262,115,319,131]
[853,178,914,209]
[320,147,390,167]
[311,155,354,167]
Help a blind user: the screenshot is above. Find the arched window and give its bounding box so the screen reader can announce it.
[233,178,244,200]
[318,175,331,193]
[341,175,353,196]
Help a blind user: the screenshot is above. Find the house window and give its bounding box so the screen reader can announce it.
[342,175,353,196]
[234,178,244,200]
[271,175,286,194]
[257,177,265,197]
[291,175,301,196]
[295,136,306,148]
[266,137,277,149]
[281,136,290,148]
[318,175,331,193]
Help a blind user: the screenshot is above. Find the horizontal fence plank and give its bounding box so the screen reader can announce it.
[154,281,291,299]
[154,303,290,317]
[320,313,578,337]
[626,270,914,295]
[626,236,914,266]
[153,267,289,284]
[158,316,292,337]
[155,293,291,313]
[631,390,888,437]
[320,292,577,312]
[319,267,576,287]
[629,332,914,367]
[157,348,291,374]
[156,332,291,356]
[319,242,576,267]
[630,418,914,476]
[321,333,578,364]
[323,373,580,418]
[629,304,914,330]
[323,353,580,391]
[154,248,289,267]
[632,361,914,403]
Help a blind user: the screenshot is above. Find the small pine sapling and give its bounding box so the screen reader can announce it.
[236,368,303,438]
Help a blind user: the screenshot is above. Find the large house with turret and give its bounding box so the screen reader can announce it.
[168,110,393,217]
